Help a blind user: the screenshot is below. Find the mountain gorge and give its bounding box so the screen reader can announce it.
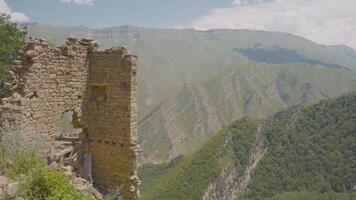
[24,23,356,163]
[139,92,356,200]
[139,63,355,162]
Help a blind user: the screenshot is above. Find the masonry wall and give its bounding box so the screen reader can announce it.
[0,38,93,148]
[85,49,139,199]
[0,38,139,199]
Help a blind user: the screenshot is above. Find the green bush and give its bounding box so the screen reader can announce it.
[20,167,88,200]
[0,129,91,200]
[6,153,46,179]
[0,128,46,178]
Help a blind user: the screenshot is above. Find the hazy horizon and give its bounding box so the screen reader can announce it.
[2,0,356,49]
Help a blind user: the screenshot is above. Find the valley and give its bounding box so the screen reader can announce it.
[139,92,356,200]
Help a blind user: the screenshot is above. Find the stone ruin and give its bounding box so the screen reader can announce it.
[0,38,140,199]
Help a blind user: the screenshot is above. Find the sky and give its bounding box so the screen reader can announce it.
[1,0,356,49]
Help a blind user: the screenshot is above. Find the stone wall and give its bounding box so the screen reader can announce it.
[0,38,139,199]
[84,49,139,199]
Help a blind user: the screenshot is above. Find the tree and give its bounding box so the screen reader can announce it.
[0,14,25,80]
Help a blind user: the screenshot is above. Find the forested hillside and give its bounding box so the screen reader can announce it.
[245,91,356,199]
[139,92,356,200]
[266,191,356,200]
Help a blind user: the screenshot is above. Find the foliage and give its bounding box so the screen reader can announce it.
[20,166,88,200]
[138,155,183,195]
[265,191,356,200]
[0,128,45,177]
[0,14,25,80]
[7,153,46,179]
[229,117,259,177]
[245,92,356,199]
[0,129,91,200]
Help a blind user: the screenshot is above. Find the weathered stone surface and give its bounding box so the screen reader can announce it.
[23,50,40,60]
[0,38,139,199]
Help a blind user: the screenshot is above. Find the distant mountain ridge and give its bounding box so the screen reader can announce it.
[25,23,356,163]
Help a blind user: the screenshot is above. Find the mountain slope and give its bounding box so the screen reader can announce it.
[245,92,356,199]
[139,117,259,200]
[24,23,356,163]
[138,92,356,200]
[139,63,356,162]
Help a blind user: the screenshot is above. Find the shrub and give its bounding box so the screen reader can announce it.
[0,128,91,199]
[20,167,88,200]
[0,128,45,178]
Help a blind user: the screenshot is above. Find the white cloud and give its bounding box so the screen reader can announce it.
[232,0,277,6]
[191,0,356,49]
[0,0,29,22]
[61,0,95,6]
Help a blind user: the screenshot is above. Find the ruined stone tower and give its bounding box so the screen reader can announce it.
[0,38,140,199]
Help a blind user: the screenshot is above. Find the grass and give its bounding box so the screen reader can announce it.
[0,129,93,200]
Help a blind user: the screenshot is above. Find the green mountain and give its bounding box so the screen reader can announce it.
[139,63,356,163]
[138,92,356,200]
[24,23,356,163]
